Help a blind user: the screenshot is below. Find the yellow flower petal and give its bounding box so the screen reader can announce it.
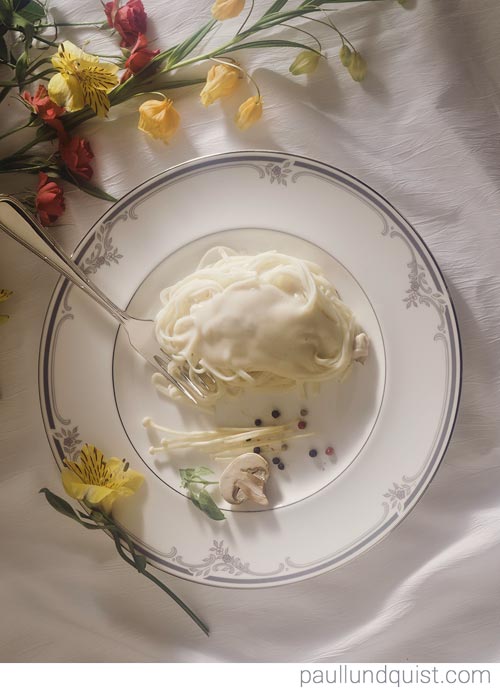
[47,72,71,106]
[60,444,144,514]
[122,470,145,492]
[61,469,88,500]
[235,95,263,131]
[49,41,118,117]
[211,0,245,20]
[200,63,240,106]
[85,484,115,506]
[48,73,85,112]
[138,98,180,144]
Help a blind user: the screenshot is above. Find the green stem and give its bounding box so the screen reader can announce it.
[237,0,255,34]
[38,21,106,27]
[0,121,32,142]
[1,127,54,161]
[33,34,59,47]
[282,22,322,51]
[109,524,209,636]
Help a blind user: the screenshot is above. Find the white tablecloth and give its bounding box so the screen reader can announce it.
[1,0,499,663]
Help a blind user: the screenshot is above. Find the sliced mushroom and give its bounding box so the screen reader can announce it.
[352,332,369,364]
[219,453,270,506]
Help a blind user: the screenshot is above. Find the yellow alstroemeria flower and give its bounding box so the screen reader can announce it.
[235,95,263,131]
[211,0,245,21]
[138,98,180,144]
[62,444,144,514]
[48,41,119,118]
[0,289,13,325]
[200,63,240,106]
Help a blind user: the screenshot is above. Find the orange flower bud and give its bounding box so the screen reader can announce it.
[211,0,245,21]
[138,98,180,144]
[200,63,240,106]
[235,95,263,131]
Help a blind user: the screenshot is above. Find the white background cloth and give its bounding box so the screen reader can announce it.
[1,0,500,663]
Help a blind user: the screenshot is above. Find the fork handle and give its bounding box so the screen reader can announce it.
[0,195,129,327]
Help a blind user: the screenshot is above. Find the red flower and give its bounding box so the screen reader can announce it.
[35,173,65,226]
[23,85,67,139]
[105,0,147,47]
[121,33,159,81]
[59,136,94,181]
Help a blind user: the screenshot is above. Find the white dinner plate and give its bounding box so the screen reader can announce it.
[39,151,461,588]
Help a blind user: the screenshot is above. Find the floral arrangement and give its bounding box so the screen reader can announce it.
[0,0,408,228]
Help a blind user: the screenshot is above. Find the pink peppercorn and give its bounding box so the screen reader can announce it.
[298,420,307,430]
[325,446,334,456]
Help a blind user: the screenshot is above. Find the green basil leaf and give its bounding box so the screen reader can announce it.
[197,489,225,521]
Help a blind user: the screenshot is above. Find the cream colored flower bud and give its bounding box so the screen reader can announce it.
[289,50,321,76]
[138,98,180,144]
[348,52,367,82]
[235,95,263,131]
[200,63,240,106]
[339,44,352,67]
[211,0,245,21]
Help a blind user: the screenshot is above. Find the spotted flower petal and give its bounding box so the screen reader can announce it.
[49,41,119,117]
[61,444,144,513]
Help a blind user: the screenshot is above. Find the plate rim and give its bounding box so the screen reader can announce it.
[38,149,463,588]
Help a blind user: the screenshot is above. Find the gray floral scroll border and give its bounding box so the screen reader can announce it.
[40,152,461,585]
[45,216,124,440]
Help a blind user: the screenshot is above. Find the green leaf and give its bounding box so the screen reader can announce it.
[13,0,33,11]
[222,38,322,57]
[166,18,216,67]
[0,35,8,63]
[39,488,82,523]
[15,49,29,83]
[180,465,215,489]
[263,0,290,16]
[58,168,117,202]
[0,85,12,104]
[39,488,106,530]
[11,9,30,29]
[0,5,11,25]
[17,0,45,22]
[197,489,226,521]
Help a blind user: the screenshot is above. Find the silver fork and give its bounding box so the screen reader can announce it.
[0,195,209,407]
